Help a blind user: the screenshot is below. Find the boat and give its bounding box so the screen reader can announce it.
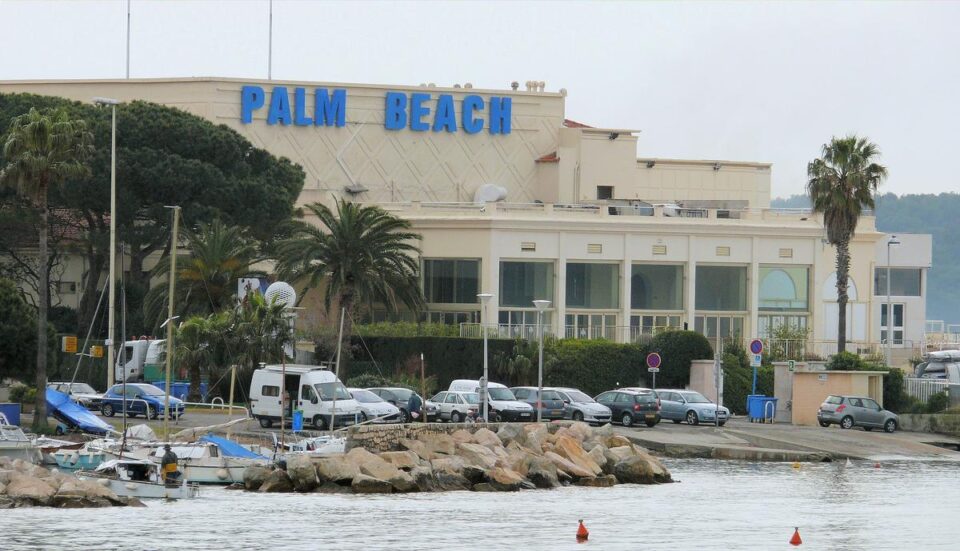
[132,435,270,484]
[53,439,115,471]
[279,434,346,458]
[0,413,42,464]
[45,387,115,436]
[34,436,84,466]
[78,458,199,499]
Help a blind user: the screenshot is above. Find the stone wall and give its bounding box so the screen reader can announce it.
[898,414,960,437]
[346,422,511,453]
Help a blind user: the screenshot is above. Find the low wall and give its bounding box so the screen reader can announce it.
[898,414,960,437]
[345,422,508,453]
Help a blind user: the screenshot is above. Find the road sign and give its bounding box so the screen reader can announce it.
[62,335,78,353]
[647,367,660,373]
[749,339,764,355]
[90,345,104,358]
[787,360,796,372]
[750,354,762,367]
[646,352,662,369]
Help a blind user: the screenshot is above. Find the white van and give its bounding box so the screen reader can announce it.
[250,364,361,430]
[116,339,166,382]
[447,379,534,422]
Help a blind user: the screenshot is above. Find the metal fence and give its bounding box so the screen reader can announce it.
[903,378,950,402]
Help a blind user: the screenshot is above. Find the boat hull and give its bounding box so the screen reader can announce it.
[78,475,200,499]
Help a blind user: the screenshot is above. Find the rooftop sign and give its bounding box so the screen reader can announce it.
[240,85,512,135]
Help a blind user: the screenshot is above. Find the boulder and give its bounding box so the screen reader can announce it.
[456,443,498,470]
[526,457,560,488]
[51,495,112,508]
[566,421,593,442]
[55,479,121,503]
[359,459,402,482]
[472,428,502,449]
[352,474,392,494]
[604,434,633,449]
[0,469,17,485]
[4,473,56,505]
[523,424,548,452]
[451,429,474,445]
[243,465,272,491]
[379,451,420,470]
[462,465,486,485]
[486,467,524,491]
[418,433,456,456]
[472,482,497,492]
[554,435,603,476]
[259,470,294,493]
[386,470,417,493]
[314,481,353,494]
[434,471,472,491]
[400,438,434,460]
[0,481,5,494]
[0,496,15,509]
[607,445,637,462]
[286,455,319,492]
[587,444,609,473]
[431,456,467,475]
[411,466,437,492]
[345,447,381,467]
[575,475,617,488]
[613,455,671,484]
[121,497,147,507]
[496,423,524,446]
[543,451,593,479]
[315,456,359,483]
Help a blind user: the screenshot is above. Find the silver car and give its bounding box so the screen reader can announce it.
[817,395,898,433]
[657,389,729,426]
[551,387,612,424]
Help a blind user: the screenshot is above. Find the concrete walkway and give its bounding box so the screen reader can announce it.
[614,417,960,461]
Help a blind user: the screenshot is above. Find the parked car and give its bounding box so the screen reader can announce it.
[657,389,729,426]
[348,388,402,423]
[429,391,480,423]
[447,380,534,422]
[595,389,661,427]
[46,382,103,410]
[510,387,567,420]
[100,383,185,419]
[550,387,613,425]
[367,387,439,422]
[817,395,898,432]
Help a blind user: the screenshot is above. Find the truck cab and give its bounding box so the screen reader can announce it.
[250,365,361,431]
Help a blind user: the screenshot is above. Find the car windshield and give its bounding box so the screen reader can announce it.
[460,392,480,404]
[541,390,562,401]
[64,383,96,394]
[565,391,595,403]
[681,392,711,404]
[488,388,516,401]
[635,393,657,403]
[350,390,383,403]
[138,385,166,396]
[315,382,353,401]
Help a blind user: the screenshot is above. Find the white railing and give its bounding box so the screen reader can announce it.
[903,378,950,402]
[459,323,555,341]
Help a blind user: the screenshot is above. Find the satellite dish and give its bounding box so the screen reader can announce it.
[474,184,508,204]
[264,281,297,309]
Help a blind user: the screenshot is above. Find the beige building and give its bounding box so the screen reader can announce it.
[0,77,932,362]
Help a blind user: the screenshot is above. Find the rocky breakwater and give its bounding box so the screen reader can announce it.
[0,456,144,509]
[243,422,671,495]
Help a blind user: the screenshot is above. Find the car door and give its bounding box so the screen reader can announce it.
[443,393,459,419]
[659,392,679,420]
[432,392,447,419]
[860,398,883,427]
[612,392,633,421]
[596,392,616,416]
[125,386,145,415]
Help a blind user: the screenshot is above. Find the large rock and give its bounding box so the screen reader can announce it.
[613,454,671,484]
[259,470,294,493]
[566,422,593,442]
[496,424,525,446]
[243,465,272,491]
[0,469,15,485]
[315,456,360,483]
[380,451,420,470]
[472,428,503,449]
[418,433,456,456]
[400,438,434,460]
[544,451,593,479]
[51,495,112,508]
[359,459,402,482]
[587,444,609,473]
[456,443,498,470]
[462,465,486,484]
[386,470,416,492]
[351,473,392,494]
[434,471,472,491]
[554,435,603,476]
[486,467,524,491]
[604,434,633,449]
[431,456,467,475]
[411,466,437,492]
[345,447,381,467]
[314,481,353,494]
[575,475,617,488]
[451,429,474,445]
[287,455,319,492]
[55,479,121,503]
[0,481,5,494]
[526,457,560,488]
[4,473,56,505]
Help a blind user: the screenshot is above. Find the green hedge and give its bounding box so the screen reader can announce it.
[544,340,648,396]
[646,331,715,389]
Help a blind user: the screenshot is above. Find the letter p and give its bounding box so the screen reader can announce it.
[241,85,265,124]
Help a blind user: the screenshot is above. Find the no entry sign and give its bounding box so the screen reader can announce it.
[749,339,764,355]
[646,352,662,369]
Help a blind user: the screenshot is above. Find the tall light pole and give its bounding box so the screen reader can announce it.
[885,235,900,367]
[533,299,551,423]
[477,293,493,422]
[93,97,121,391]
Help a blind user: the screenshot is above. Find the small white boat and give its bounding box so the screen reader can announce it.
[78,458,199,499]
[0,413,42,464]
[281,434,346,458]
[136,440,269,485]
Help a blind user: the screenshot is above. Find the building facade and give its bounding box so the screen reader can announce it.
[0,78,932,363]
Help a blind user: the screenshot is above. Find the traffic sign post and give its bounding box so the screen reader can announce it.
[646,352,662,389]
[749,339,763,395]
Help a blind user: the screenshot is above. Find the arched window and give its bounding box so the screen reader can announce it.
[822,272,858,301]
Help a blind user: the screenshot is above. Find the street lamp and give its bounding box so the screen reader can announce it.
[93,97,121,391]
[477,292,494,421]
[885,235,901,367]
[533,299,551,423]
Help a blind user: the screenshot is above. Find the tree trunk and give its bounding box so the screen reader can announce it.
[188,364,202,402]
[34,183,49,430]
[835,237,850,355]
[337,291,355,372]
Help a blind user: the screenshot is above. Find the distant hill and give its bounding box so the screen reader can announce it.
[772,192,959,324]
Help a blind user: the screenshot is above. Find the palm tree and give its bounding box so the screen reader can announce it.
[274,199,424,351]
[174,314,228,402]
[226,291,294,372]
[1,108,93,429]
[807,135,887,353]
[144,218,261,331]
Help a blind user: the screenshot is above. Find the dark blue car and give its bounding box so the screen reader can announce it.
[100,383,185,419]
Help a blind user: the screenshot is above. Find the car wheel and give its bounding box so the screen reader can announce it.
[573,411,584,422]
[313,415,328,430]
[863,427,873,432]
[102,403,115,417]
[718,421,726,427]
[645,419,658,428]
[672,419,682,424]
[686,411,699,426]
[621,412,633,427]
[491,411,502,423]
[451,411,462,423]
[818,420,830,428]
[840,416,854,430]
[884,419,897,433]
[258,417,273,429]
[361,411,368,422]
[400,409,410,423]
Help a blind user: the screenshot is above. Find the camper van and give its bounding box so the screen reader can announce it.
[116,339,166,383]
[249,365,361,430]
[447,379,534,422]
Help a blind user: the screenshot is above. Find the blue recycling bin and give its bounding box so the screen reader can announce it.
[150,381,209,402]
[748,396,778,423]
[0,403,21,426]
[292,409,304,432]
[746,395,763,421]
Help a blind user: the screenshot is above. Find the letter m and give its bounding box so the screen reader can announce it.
[315,89,347,127]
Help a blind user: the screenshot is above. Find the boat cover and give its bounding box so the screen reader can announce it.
[45,388,114,436]
[199,434,268,459]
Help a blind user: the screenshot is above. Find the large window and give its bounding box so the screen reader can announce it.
[566,263,620,309]
[500,261,554,307]
[695,265,747,311]
[694,315,744,339]
[874,268,921,297]
[759,266,809,311]
[881,303,905,345]
[631,264,683,310]
[423,259,479,304]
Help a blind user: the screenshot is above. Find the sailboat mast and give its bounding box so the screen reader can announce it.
[329,306,345,433]
[163,206,180,441]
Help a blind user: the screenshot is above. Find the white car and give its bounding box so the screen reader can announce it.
[550,387,613,425]
[429,391,480,423]
[348,388,402,423]
[47,382,103,410]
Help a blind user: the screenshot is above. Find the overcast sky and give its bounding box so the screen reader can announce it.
[1,0,957,198]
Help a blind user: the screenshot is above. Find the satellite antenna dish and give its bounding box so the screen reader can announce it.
[474,183,508,204]
[264,281,297,310]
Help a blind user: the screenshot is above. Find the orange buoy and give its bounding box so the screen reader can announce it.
[790,527,803,546]
[874,462,881,469]
[576,519,589,542]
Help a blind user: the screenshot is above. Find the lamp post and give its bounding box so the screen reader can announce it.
[533,299,551,423]
[885,235,901,367]
[477,293,494,421]
[93,97,121,391]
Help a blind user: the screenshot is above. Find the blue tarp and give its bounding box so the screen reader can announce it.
[45,388,114,435]
[199,434,268,459]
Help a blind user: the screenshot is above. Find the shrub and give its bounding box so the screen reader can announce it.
[720,340,773,414]
[882,368,910,413]
[926,392,950,414]
[354,322,461,338]
[826,351,866,371]
[345,373,392,389]
[543,339,647,396]
[9,383,36,404]
[646,330,714,389]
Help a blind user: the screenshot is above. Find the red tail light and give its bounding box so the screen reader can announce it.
[633,404,641,412]
[836,404,846,412]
